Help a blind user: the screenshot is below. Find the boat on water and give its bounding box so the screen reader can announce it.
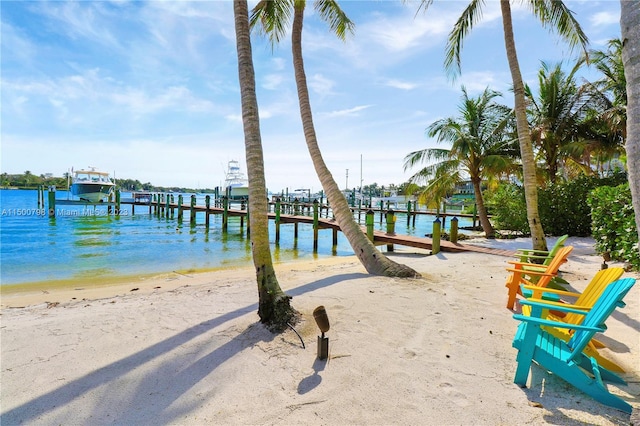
[224,160,249,200]
[70,167,115,203]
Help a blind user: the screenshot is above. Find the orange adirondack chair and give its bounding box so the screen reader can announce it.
[504,245,573,310]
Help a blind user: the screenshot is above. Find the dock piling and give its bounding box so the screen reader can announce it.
[432,218,441,254]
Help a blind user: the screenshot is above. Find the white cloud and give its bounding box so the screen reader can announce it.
[590,11,618,27]
[322,105,373,118]
[385,79,418,90]
[309,73,335,95]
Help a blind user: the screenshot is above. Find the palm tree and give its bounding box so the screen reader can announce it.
[404,87,518,238]
[417,0,589,250]
[233,0,296,330]
[525,59,591,184]
[251,0,419,277]
[589,38,627,140]
[620,0,640,257]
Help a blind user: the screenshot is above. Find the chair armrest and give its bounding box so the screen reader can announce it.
[506,268,556,277]
[520,284,580,300]
[507,260,547,268]
[512,314,604,333]
[519,298,590,316]
[516,249,551,256]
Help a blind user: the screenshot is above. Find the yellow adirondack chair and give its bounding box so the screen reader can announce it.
[521,267,627,372]
[504,245,573,310]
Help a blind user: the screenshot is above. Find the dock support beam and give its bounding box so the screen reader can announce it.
[313,199,319,252]
[366,209,374,241]
[385,208,396,252]
[205,195,211,227]
[190,195,196,225]
[48,186,56,217]
[275,198,281,243]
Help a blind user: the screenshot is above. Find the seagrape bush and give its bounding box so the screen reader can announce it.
[486,174,629,237]
[588,183,640,270]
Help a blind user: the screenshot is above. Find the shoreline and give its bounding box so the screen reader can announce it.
[2,237,638,425]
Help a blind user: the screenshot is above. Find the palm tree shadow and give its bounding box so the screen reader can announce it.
[0,272,368,425]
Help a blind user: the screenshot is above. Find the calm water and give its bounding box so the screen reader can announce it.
[0,189,472,286]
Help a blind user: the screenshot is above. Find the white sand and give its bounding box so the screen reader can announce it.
[1,237,638,425]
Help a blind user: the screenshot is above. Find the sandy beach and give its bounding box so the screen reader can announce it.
[1,237,639,425]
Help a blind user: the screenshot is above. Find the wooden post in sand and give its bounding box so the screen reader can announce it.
[366,209,374,241]
[386,209,396,252]
[450,217,459,244]
[432,218,441,254]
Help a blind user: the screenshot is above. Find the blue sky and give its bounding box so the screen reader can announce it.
[1,1,621,192]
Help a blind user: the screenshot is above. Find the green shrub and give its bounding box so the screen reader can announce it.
[588,183,639,270]
[487,173,628,237]
[485,184,528,234]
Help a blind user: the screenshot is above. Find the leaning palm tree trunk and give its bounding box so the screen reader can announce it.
[234,0,296,330]
[621,0,640,256]
[499,0,547,251]
[291,7,418,277]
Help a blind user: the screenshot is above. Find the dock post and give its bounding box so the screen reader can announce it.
[177,194,184,221]
[115,189,121,215]
[37,185,44,209]
[432,218,441,254]
[313,199,319,252]
[385,208,396,252]
[246,204,250,237]
[442,202,447,230]
[222,196,228,232]
[472,203,478,230]
[412,202,417,226]
[169,195,175,219]
[275,198,281,243]
[406,201,412,226]
[190,195,196,225]
[48,186,56,218]
[366,209,374,241]
[205,195,211,228]
[379,200,384,224]
[357,199,362,223]
[450,217,459,244]
[240,200,246,230]
[294,199,300,216]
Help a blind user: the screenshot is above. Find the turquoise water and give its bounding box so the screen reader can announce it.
[0,189,472,286]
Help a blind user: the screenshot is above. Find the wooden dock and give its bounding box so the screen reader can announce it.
[42,187,512,257]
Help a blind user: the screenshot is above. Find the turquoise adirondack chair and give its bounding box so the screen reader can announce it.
[512,277,636,413]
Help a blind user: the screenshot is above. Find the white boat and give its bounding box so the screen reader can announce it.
[224,160,249,200]
[71,167,115,203]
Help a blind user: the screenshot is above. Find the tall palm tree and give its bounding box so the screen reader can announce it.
[621,0,640,257]
[233,0,296,330]
[404,87,519,238]
[417,0,589,250]
[251,0,419,277]
[525,59,591,183]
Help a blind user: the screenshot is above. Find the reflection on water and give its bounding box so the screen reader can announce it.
[1,189,474,286]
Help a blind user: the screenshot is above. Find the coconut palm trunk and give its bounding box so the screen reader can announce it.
[471,177,494,236]
[291,6,418,277]
[621,0,640,256]
[233,0,296,330]
[499,0,547,251]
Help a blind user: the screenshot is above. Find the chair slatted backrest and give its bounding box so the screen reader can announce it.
[566,278,636,362]
[534,246,574,288]
[562,267,625,326]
